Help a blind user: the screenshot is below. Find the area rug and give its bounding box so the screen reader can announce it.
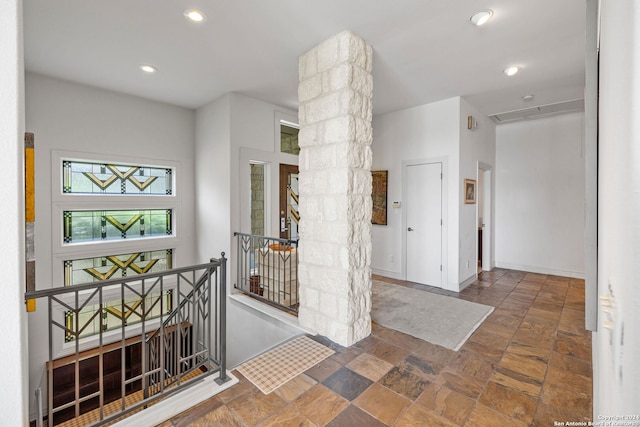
[372,280,494,351]
[235,335,334,394]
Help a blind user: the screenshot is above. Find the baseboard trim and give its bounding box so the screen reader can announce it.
[371,268,404,281]
[112,371,238,427]
[458,274,477,291]
[495,262,585,279]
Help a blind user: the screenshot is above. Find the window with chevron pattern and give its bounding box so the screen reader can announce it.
[62,160,172,195]
[56,156,178,341]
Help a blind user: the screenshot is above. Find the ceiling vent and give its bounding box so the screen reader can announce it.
[489,99,584,124]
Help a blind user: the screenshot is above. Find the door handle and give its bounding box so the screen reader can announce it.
[407,227,414,231]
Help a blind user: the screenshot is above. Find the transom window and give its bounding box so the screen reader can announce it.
[63,160,172,195]
[63,209,172,243]
[64,249,173,286]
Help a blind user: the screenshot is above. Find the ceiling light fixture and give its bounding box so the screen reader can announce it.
[522,94,534,102]
[470,10,493,26]
[140,64,157,73]
[183,9,207,23]
[504,66,520,77]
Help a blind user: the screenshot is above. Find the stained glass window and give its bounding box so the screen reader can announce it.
[64,249,173,286]
[63,160,173,195]
[63,209,172,243]
[65,291,173,342]
[58,155,179,343]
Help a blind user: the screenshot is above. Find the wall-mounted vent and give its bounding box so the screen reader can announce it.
[489,99,584,124]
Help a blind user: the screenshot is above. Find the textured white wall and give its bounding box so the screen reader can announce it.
[297,31,373,345]
[594,0,640,415]
[0,0,29,424]
[495,112,585,277]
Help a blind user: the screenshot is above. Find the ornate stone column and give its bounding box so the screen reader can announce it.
[297,31,373,346]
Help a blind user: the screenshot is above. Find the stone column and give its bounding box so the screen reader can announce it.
[297,31,373,347]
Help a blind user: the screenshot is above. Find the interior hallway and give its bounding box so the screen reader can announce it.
[160,269,592,426]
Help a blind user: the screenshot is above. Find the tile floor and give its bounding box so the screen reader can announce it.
[160,268,592,426]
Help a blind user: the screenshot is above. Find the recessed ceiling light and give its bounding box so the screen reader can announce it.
[470,10,493,26]
[140,65,157,73]
[504,66,520,77]
[522,94,534,102]
[183,9,207,23]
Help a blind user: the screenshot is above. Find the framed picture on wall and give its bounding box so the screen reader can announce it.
[371,170,388,225]
[464,179,476,204]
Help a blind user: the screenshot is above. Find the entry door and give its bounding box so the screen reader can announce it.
[406,162,442,286]
[279,164,299,240]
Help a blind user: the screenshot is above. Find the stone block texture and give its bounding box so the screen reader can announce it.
[297,30,373,347]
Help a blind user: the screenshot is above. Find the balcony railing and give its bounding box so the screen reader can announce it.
[25,254,228,427]
[234,232,299,313]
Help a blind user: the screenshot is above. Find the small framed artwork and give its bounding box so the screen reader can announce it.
[464,179,476,204]
[371,170,388,225]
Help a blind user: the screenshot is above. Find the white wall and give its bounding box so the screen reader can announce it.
[195,92,298,262]
[195,94,232,263]
[0,0,29,424]
[195,93,301,367]
[25,73,197,418]
[459,98,496,284]
[229,93,298,239]
[372,98,459,289]
[372,97,495,291]
[495,112,585,278]
[594,0,640,415]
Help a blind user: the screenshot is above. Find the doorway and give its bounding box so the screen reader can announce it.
[405,162,443,287]
[279,164,299,240]
[477,163,492,272]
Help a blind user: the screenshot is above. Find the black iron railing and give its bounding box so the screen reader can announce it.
[234,232,299,313]
[25,254,228,427]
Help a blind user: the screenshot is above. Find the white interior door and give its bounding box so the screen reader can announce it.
[406,162,442,286]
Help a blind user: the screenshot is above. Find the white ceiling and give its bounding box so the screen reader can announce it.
[23,0,586,117]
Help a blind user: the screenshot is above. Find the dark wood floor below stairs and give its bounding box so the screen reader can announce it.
[160,268,592,426]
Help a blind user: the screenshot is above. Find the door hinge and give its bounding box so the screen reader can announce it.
[440,219,443,225]
[440,173,443,180]
[440,265,442,271]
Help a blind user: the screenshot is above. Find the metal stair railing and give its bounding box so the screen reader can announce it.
[25,253,228,427]
[234,232,299,313]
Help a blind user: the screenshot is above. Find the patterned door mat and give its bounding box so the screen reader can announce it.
[235,335,334,394]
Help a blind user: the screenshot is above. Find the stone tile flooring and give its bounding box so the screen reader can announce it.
[160,269,592,426]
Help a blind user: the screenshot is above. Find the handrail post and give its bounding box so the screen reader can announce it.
[215,252,229,384]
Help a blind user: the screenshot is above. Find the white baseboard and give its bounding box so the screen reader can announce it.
[113,371,238,427]
[371,268,404,281]
[495,262,585,279]
[459,274,477,291]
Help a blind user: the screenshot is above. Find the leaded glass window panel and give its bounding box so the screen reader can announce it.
[63,209,172,243]
[64,249,173,286]
[63,160,173,195]
[65,291,173,342]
